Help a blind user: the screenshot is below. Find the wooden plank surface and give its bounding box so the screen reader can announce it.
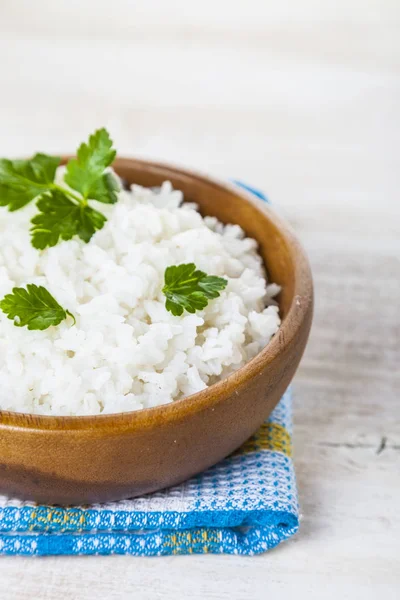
[0,1,399,598]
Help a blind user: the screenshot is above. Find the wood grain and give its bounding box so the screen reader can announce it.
[0,0,399,598]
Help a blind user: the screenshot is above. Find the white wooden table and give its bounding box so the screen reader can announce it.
[0,1,399,598]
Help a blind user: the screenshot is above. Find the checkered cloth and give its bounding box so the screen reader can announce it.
[0,184,299,556]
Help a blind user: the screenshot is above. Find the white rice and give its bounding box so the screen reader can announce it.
[0,170,281,415]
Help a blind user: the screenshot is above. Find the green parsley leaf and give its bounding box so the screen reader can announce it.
[162,263,228,316]
[0,154,60,211]
[86,172,119,204]
[0,128,119,249]
[65,128,118,203]
[30,191,106,250]
[0,284,75,331]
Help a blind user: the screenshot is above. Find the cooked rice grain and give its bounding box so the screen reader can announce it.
[0,172,280,415]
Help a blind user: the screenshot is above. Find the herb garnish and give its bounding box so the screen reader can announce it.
[0,154,61,211]
[0,128,118,249]
[0,284,75,331]
[162,263,228,316]
[31,190,107,249]
[64,128,118,204]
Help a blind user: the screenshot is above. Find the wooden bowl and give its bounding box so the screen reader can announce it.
[0,159,313,504]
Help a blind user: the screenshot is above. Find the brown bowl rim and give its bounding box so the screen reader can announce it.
[0,157,313,431]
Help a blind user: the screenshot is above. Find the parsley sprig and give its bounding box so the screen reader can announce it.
[31,190,107,249]
[0,128,119,249]
[162,263,228,316]
[0,154,61,211]
[0,284,75,331]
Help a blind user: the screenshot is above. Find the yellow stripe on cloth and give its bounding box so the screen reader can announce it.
[233,422,292,458]
[28,507,88,532]
[163,529,221,555]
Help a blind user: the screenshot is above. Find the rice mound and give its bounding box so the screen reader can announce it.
[0,171,281,415]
